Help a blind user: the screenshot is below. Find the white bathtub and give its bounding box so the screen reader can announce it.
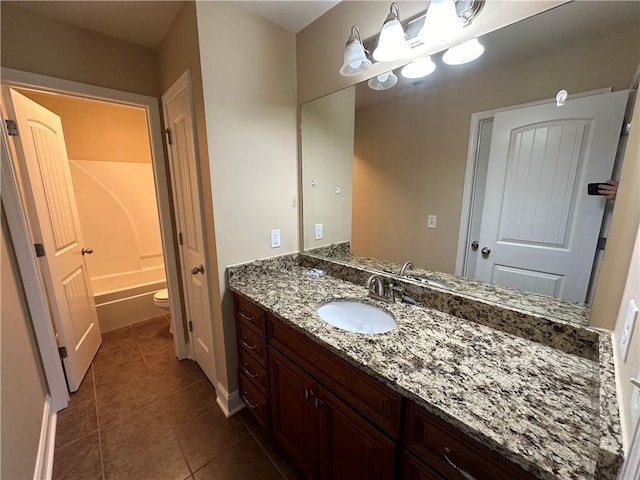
[93,278,168,332]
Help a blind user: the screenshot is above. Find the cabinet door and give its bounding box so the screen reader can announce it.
[269,347,318,478]
[318,388,396,480]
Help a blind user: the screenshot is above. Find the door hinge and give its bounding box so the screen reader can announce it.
[58,346,68,359]
[622,120,632,137]
[162,128,172,145]
[178,232,183,245]
[5,119,18,136]
[597,237,607,251]
[34,243,46,257]
[188,321,193,332]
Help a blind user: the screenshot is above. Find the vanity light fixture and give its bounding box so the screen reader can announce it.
[339,25,373,77]
[367,71,399,90]
[418,0,463,46]
[442,38,484,65]
[372,3,411,63]
[401,56,436,79]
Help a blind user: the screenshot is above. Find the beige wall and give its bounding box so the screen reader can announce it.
[302,86,355,248]
[1,3,159,97]
[351,27,639,274]
[19,91,152,163]
[296,1,564,104]
[597,95,640,447]
[1,208,49,480]
[196,2,298,394]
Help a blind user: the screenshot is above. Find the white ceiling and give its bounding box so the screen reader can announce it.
[9,0,340,49]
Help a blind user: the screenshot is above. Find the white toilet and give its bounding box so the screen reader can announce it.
[153,288,173,334]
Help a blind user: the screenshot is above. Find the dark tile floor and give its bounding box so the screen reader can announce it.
[53,316,305,480]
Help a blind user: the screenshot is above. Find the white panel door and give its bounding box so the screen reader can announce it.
[5,88,101,391]
[475,90,628,302]
[163,73,216,385]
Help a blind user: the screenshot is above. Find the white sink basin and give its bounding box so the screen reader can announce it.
[317,301,396,334]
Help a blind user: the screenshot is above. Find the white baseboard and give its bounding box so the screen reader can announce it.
[33,397,57,480]
[215,381,244,417]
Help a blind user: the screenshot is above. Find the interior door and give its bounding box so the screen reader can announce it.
[4,88,101,391]
[474,90,628,301]
[162,72,216,384]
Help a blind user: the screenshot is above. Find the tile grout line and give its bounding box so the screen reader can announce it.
[91,365,106,480]
[243,421,290,479]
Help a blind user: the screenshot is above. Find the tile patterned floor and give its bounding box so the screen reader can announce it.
[53,316,305,480]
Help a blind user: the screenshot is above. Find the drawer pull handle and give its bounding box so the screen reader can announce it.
[242,393,258,409]
[242,364,259,378]
[304,388,315,401]
[239,311,255,322]
[240,338,257,350]
[444,448,477,480]
[314,398,323,409]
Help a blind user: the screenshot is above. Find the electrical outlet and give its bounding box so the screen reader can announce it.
[427,215,437,229]
[270,229,281,248]
[315,223,323,240]
[620,299,638,361]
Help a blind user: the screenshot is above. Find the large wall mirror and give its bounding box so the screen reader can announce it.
[301,1,640,306]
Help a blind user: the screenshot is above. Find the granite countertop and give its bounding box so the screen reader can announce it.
[227,255,622,480]
[305,242,591,326]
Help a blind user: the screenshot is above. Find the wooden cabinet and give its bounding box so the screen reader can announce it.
[269,346,396,480]
[403,401,537,480]
[234,295,268,430]
[234,293,537,480]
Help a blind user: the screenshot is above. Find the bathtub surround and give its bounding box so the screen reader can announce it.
[228,253,622,479]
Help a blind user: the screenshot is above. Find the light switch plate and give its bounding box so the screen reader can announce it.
[620,298,638,361]
[270,229,281,248]
[427,215,437,229]
[315,223,323,240]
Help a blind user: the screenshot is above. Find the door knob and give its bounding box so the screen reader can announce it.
[81,247,94,255]
[471,241,479,251]
[481,247,491,257]
[191,264,205,275]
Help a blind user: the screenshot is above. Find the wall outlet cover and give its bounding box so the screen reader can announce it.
[621,298,638,361]
[270,229,281,248]
[315,223,323,240]
[427,215,437,229]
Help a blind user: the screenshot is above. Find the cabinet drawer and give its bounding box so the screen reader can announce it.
[238,348,268,395]
[404,402,536,480]
[268,314,402,439]
[401,451,445,480]
[238,322,267,366]
[235,294,266,337]
[239,372,269,431]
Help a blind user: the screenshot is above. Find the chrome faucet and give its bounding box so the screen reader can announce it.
[365,274,386,300]
[399,261,414,277]
[365,274,402,303]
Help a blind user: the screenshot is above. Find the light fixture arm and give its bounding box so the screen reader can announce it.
[346,25,363,46]
[384,2,401,24]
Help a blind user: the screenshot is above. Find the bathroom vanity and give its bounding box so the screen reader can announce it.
[227,253,622,479]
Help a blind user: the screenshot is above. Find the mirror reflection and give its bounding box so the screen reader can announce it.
[301,1,640,309]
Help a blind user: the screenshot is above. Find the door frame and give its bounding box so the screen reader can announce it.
[1,67,190,404]
[455,87,612,278]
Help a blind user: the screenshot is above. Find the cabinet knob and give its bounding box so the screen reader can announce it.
[191,264,205,275]
[480,247,491,257]
[81,247,94,255]
[471,241,479,251]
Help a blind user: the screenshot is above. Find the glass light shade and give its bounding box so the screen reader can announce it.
[367,72,398,91]
[418,0,463,45]
[442,38,485,65]
[340,39,373,76]
[373,19,411,62]
[400,57,436,79]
